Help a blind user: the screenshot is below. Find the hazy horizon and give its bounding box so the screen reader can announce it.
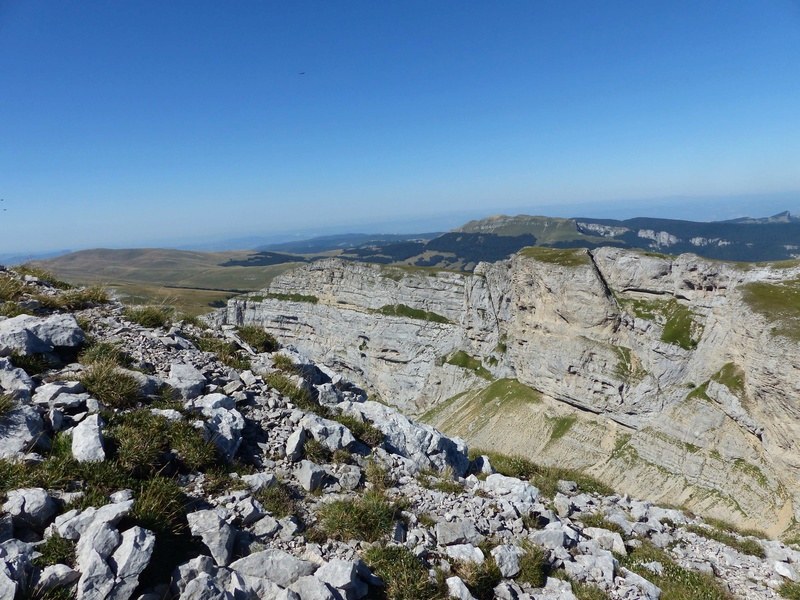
[2,2,799,255]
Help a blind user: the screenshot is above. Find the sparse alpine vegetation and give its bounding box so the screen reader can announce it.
[0,261,796,600]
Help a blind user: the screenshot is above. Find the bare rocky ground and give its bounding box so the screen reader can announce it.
[2,264,800,600]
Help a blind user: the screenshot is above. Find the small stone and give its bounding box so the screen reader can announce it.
[297,460,325,492]
[187,510,236,567]
[3,487,56,529]
[72,414,105,463]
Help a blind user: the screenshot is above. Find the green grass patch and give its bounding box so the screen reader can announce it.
[779,582,800,599]
[518,246,591,267]
[686,522,765,558]
[515,542,548,588]
[623,297,702,350]
[621,541,734,599]
[32,533,76,569]
[123,305,172,329]
[549,416,577,442]
[79,341,134,368]
[236,325,278,352]
[35,286,110,311]
[445,351,492,380]
[0,274,24,301]
[15,264,72,289]
[454,550,503,600]
[272,353,299,374]
[317,490,402,542]
[0,393,14,421]
[254,480,297,519]
[710,363,745,396]
[470,448,613,498]
[9,351,50,376]
[264,372,313,408]
[332,413,385,447]
[0,301,28,317]
[79,358,142,409]
[742,278,800,341]
[364,544,446,600]
[576,512,627,536]
[265,292,319,303]
[376,304,451,324]
[192,334,251,369]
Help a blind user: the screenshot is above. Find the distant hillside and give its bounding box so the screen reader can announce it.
[329,211,800,269]
[36,248,302,315]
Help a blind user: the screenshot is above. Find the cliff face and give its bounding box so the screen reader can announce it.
[207,248,800,533]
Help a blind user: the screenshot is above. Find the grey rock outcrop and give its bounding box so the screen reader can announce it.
[71,414,105,463]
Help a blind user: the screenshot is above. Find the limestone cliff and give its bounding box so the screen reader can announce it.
[207,247,800,534]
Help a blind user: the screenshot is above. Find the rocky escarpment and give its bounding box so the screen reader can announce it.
[207,248,800,534]
[6,265,800,600]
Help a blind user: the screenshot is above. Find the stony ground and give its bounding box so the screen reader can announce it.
[2,264,800,600]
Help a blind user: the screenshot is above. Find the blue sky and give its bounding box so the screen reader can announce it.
[2,1,800,254]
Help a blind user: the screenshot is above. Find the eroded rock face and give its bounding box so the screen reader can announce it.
[206,249,800,532]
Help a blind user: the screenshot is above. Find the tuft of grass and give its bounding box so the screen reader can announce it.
[9,351,50,376]
[317,490,401,542]
[236,325,278,353]
[130,476,186,535]
[272,353,299,374]
[376,303,450,324]
[32,533,76,569]
[105,411,171,478]
[0,301,28,317]
[332,413,385,447]
[621,541,734,600]
[515,543,548,588]
[193,334,251,369]
[15,264,72,289]
[79,341,133,368]
[364,544,447,600]
[79,358,142,409]
[365,460,393,491]
[264,372,313,408]
[454,550,502,600]
[123,305,172,329]
[779,582,800,599]
[303,438,330,463]
[0,393,15,421]
[35,286,109,311]
[254,480,296,519]
[0,274,25,301]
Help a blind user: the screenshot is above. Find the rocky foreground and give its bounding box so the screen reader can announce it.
[2,265,800,600]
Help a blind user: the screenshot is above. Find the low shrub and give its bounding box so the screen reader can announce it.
[0,274,24,301]
[578,512,627,537]
[0,301,28,317]
[332,413,385,447]
[454,550,502,600]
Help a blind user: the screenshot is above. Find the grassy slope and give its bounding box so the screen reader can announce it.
[36,248,302,316]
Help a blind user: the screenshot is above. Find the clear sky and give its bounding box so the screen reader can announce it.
[2,1,800,254]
